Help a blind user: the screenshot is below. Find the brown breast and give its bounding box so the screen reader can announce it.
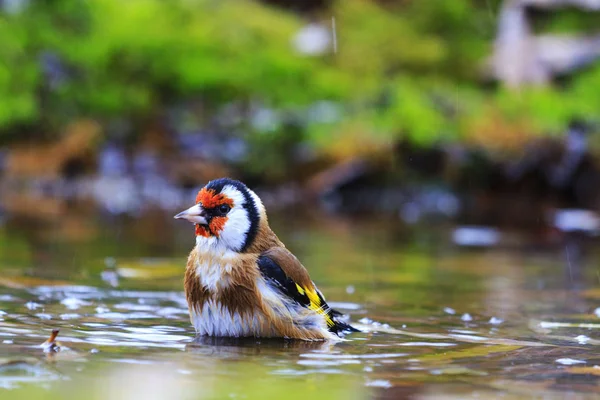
[184,247,264,318]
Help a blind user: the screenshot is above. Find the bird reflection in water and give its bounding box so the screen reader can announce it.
[186,336,334,357]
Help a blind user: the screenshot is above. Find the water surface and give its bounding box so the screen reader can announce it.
[1,212,599,399]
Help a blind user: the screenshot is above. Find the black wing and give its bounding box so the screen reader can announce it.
[256,254,358,335]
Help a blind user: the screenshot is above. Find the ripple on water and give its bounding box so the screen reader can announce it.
[555,358,586,365]
[270,368,346,376]
[95,306,110,314]
[32,285,104,298]
[77,326,189,349]
[365,380,393,389]
[156,307,189,317]
[448,333,486,342]
[29,286,187,306]
[82,323,109,328]
[300,352,408,360]
[398,342,456,347]
[60,297,92,310]
[60,313,81,320]
[327,301,362,311]
[25,301,41,310]
[94,312,161,320]
[0,362,62,390]
[449,329,479,335]
[113,303,159,312]
[297,359,361,367]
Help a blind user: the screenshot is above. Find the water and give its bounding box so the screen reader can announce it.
[1,211,599,399]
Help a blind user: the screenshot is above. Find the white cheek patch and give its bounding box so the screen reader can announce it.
[247,188,266,217]
[220,208,250,251]
[216,185,251,252]
[220,185,246,206]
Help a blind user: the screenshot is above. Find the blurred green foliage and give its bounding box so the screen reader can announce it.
[0,0,598,156]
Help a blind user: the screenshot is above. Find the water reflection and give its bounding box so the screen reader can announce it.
[187,336,334,359]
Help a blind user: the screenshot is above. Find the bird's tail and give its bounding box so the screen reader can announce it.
[329,309,360,336]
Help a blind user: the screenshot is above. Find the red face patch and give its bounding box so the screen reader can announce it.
[208,216,227,236]
[196,188,234,208]
[195,224,211,237]
[194,188,234,237]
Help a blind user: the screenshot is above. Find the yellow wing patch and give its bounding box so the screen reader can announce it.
[296,284,335,328]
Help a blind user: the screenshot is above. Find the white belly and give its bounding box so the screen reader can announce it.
[191,299,275,337]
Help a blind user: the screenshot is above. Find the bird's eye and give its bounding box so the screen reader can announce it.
[219,204,231,214]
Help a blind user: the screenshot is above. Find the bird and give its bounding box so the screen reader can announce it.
[174,178,357,340]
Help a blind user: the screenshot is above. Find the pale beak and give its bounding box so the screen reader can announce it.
[174,204,207,225]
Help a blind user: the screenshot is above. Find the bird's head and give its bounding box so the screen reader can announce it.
[174,178,264,253]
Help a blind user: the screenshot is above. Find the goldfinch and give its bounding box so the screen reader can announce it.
[175,178,357,340]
